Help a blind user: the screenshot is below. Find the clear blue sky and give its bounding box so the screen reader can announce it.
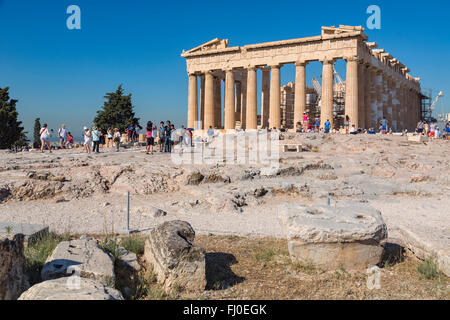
[1,0,449,137]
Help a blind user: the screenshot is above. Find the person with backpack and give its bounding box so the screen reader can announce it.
[40,123,52,153]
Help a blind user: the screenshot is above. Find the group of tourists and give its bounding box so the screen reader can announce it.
[293,112,351,135]
[39,121,194,154]
[145,121,193,155]
[39,124,74,153]
[416,120,450,140]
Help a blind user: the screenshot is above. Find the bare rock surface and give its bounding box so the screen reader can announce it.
[144,220,206,292]
[279,203,388,270]
[0,135,449,276]
[18,277,123,300]
[41,238,115,286]
[0,234,30,300]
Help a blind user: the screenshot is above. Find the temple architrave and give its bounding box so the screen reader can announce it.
[181,25,422,132]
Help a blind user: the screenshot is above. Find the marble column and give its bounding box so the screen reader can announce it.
[187,73,198,129]
[224,70,235,130]
[240,71,248,129]
[367,67,378,129]
[364,65,372,129]
[375,71,384,127]
[214,77,222,128]
[294,61,307,128]
[345,57,359,128]
[204,71,215,129]
[269,65,281,129]
[200,75,205,129]
[321,59,334,129]
[261,68,270,128]
[235,81,241,122]
[246,66,258,130]
[358,62,366,129]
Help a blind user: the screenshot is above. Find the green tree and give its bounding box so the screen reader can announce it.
[33,118,41,148]
[0,87,28,150]
[93,85,140,133]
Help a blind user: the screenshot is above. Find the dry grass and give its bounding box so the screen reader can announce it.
[69,234,448,300]
[187,235,449,300]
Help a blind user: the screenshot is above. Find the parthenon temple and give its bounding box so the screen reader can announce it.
[181,25,422,132]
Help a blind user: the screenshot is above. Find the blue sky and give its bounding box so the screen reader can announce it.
[1,0,449,137]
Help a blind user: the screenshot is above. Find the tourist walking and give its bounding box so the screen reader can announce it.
[429,122,436,138]
[113,128,121,152]
[434,125,441,139]
[424,121,429,136]
[344,115,350,134]
[445,123,450,140]
[145,121,155,154]
[58,124,67,148]
[324,119,331,134]
[40,123,52,153]
[417,120,424,134]
[164,121,172,153]
[314,118,320,132]
[158,121,165,152]
[179,125,186,146]
[303,112,309,129]
[106,129,113,148]
[83,127,92,153]
[170,124,177,152]
[98,128,105,149]
[92,127,100,153]
[67,132,74,149]
[381,117,388,134]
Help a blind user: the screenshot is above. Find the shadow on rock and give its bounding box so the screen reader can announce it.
[205,252,245,290]
[379,242,406,267]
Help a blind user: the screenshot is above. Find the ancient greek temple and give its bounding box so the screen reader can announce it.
[181,25,422,132]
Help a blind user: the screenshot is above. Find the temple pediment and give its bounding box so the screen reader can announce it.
[183,38,229,55]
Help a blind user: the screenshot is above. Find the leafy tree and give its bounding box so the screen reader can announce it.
[93,85,140,133]
[0,87,28,150]
[33,117,41,148]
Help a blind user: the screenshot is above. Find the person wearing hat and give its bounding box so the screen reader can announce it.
[83,126,92,153]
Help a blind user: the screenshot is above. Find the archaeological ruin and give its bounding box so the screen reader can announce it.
[182,25,422,132]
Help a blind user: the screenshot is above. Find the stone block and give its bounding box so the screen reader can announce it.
[144,220,206,292]
[18,277,123,300]
[408,135,428,143]
[41,238,115,286]
[279,203,388,271]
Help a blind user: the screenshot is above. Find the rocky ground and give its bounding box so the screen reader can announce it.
[0,133,449,278]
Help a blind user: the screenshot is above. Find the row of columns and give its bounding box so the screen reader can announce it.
[187,58,421,131]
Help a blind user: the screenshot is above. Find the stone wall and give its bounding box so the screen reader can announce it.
[0,234,30,300]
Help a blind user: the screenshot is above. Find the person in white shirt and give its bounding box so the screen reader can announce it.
[40,123,52,153]
[83,127,92,154]
[58,124,67,148]
[91,127,100,153]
